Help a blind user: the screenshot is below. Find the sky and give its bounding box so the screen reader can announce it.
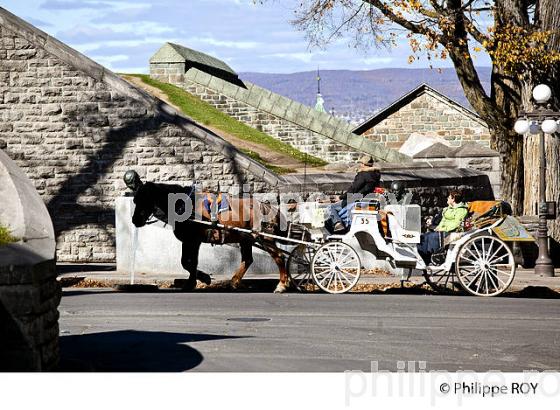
[1,0,491,74]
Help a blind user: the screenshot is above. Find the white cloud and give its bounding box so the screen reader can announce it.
[94,54,129,63]
[188,36,260,49]
[73,37,182,53]
[362,56,393,65]
[264,52,320,63]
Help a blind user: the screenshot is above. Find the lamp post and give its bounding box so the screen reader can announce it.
[514,84,559,277]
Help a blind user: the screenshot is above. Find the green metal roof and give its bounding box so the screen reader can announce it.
[150,42,237,76]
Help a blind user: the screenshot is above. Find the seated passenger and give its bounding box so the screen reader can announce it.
[326,155,381,233]
[418,190,468,264]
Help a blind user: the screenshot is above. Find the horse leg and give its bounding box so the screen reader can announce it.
[181,240,201,291]
[260,242,288,293]
[230,239,253,289]
[272,250,289,293]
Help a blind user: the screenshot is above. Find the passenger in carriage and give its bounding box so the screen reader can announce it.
[326,155,381,233]
[418,190,468,264]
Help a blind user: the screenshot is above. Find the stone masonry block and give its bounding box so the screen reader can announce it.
[345,133,366,152]
[297,106,315,129]
[269,95,291,118]
[257,91,276,113]
[234,86,250,103]
[244,88,264,108]
[284,100,302,121]
[193,69,212,87]
[184,68,198,81]
[221,81,240,98]
[208,76,226,93]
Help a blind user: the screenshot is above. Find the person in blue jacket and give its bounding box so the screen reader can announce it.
[326,155,381,233]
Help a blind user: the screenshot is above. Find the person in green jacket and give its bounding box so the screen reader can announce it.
[419,190,468,264]
[435,193,469,232]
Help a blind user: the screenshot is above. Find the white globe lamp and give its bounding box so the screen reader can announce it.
[533,84,552,104]
[541,119,558,134]
[514,119,530,134]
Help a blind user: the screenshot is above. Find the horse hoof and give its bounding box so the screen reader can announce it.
[181,279,197,292]
[197,270,212,285]
[230,280,247,290]
[274,283,288,294]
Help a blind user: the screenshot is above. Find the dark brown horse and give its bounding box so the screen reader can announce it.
[129,178,289,292]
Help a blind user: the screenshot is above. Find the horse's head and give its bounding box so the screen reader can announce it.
[132,182,157,227]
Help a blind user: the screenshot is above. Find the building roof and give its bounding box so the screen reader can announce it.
[353,83,485,135]
[413,141,498,159]
[279,165,486,192]
[413,142,455,159]
[150,42,237,76]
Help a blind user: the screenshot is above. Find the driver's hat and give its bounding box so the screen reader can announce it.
[358,154,376,166]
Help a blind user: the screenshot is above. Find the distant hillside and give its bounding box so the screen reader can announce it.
[240,67,491,124]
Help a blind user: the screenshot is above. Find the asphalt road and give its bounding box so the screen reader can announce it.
[59,289,560,372]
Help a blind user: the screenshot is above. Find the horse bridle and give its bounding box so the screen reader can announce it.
[145,215,159,225]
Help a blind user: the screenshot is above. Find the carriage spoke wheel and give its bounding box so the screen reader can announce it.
[422,266,459,294]
[455,235,515,297]
[311,242,361,294]
[287,244,316,292]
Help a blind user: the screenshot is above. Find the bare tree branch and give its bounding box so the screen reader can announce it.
[362,0,443,41]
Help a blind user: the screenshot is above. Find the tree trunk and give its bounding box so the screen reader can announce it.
[489,65,524,214]
[492,126,525,213]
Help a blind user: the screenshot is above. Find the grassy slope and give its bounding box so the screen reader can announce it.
[240,149,295,174]
[127,74,327,170]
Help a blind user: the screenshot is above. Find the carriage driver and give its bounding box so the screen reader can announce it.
[326,154,381,233]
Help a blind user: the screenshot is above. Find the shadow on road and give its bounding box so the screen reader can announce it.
[59,330,246,372]
[59,279,560,299]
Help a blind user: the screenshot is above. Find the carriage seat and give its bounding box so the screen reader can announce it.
[468,200,501,216]
[462,200,512,231]
[385,212,421,244]
[440,200,513,246]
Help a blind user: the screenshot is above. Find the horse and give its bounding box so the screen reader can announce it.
[126,173,290,293]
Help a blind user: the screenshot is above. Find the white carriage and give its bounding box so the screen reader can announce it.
[286,199,532,297]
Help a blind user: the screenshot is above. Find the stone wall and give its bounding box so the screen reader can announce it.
[1,148,60,371]
[362,93,491,149]
[150,64,409,164]
[181,80,356,163]
[0,260,60,370]
[0,13,277,263]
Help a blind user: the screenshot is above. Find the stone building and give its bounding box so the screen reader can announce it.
[149,42,406,164]
[353,84,491,149]
[0,8,280,263]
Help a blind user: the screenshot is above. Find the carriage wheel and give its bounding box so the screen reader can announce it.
[455,235,515,297]
[422,266,459,294]
[287,244,315,292]
[311,242,361,294]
